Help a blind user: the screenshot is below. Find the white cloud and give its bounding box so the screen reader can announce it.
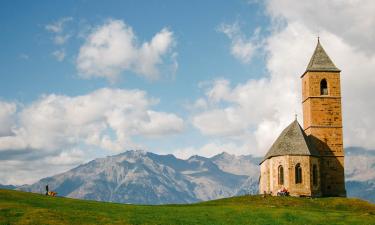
[0,88,184,184]
[218,22,261,64]
[52,49,66,61]
[76,19,176,82]
[45,17,73,33]
[193,108,247,136]
[192,75,299,156]
[266,0,375,54]
[46,17,73,61]
[191,0,375,157]
[0,101,17,137]
[0,88,184,153]
[45,148,86,166]
[0,148,87,185]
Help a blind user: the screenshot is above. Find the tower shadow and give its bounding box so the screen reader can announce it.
[308,135,346,197]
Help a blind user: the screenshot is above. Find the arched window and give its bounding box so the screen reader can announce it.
[295,163,302,184]
[278,165,284,185]
[320,79,328,95]
[313,165,318,186]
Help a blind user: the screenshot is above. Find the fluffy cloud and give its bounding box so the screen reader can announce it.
[77,19,176,82]
[192,0,375,156]
[0,148,87,185]
[192,76,298,156]
[0,88,184,153]
[0,88,184,184]
[218,22,261,64]
[266,0,375,54]
[0,101,17,137]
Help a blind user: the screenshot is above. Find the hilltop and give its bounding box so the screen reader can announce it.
[0,189,374,225]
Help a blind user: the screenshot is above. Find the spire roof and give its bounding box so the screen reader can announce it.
[305,40,340,73]
[260,120,320,164]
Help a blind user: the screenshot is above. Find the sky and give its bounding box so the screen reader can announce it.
[1,0,375,185]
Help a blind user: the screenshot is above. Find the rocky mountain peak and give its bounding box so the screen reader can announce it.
[15,148,375,204]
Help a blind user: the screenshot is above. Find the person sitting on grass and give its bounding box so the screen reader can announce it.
[277,187,289,196]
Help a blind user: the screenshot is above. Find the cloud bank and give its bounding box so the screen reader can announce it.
[0,88,184,184]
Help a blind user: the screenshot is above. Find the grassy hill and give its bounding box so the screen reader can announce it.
[0,189,374,225]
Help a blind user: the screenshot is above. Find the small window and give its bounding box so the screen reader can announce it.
[278,165,284,185]
[313,165,318,186]
[295,163,302,184]
[320,79,328,95]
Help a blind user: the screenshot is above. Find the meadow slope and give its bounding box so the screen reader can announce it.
[0,189,374,225]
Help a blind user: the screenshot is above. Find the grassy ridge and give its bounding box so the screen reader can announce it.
[0,189,374,225]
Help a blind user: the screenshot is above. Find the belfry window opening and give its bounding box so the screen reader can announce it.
[320,79,328,95]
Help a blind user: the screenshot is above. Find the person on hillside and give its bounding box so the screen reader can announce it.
[45,185,49,195]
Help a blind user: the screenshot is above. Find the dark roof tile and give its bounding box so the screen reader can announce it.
[260,120,320,164]
[305,40,340,72]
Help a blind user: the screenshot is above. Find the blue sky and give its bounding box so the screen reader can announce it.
[0,1,269,154]
[1,0,375,184]
[0,0,268,101]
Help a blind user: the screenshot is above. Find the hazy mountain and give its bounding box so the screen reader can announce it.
[18,150,259,204]
[345,147,375,202]
[346,180,375,203]
[11,147,375,204]
[0,184,17,190]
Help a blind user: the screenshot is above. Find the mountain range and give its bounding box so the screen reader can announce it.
[17,151,259,204]
[6,147,375,204]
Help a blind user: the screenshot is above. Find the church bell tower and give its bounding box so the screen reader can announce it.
[301,40,346,196]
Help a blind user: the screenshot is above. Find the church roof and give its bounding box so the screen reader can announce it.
[304,40,340,73]
[260,120,320,164]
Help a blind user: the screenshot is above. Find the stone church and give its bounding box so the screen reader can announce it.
[259,40,346,197]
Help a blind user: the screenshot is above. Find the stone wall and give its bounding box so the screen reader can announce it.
[319,156,346,196]
[302,71,341,100]
[259,160,270,194]
[259,155,321,197]
[302,70,346,197]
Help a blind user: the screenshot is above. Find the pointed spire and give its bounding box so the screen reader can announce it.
[305,39,340,73]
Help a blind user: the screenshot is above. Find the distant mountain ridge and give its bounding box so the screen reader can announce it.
[17,150,260,204]
[6,147,375,204]
[0,184,17,190]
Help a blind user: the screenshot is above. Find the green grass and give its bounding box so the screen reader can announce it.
[0,189,374,225]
